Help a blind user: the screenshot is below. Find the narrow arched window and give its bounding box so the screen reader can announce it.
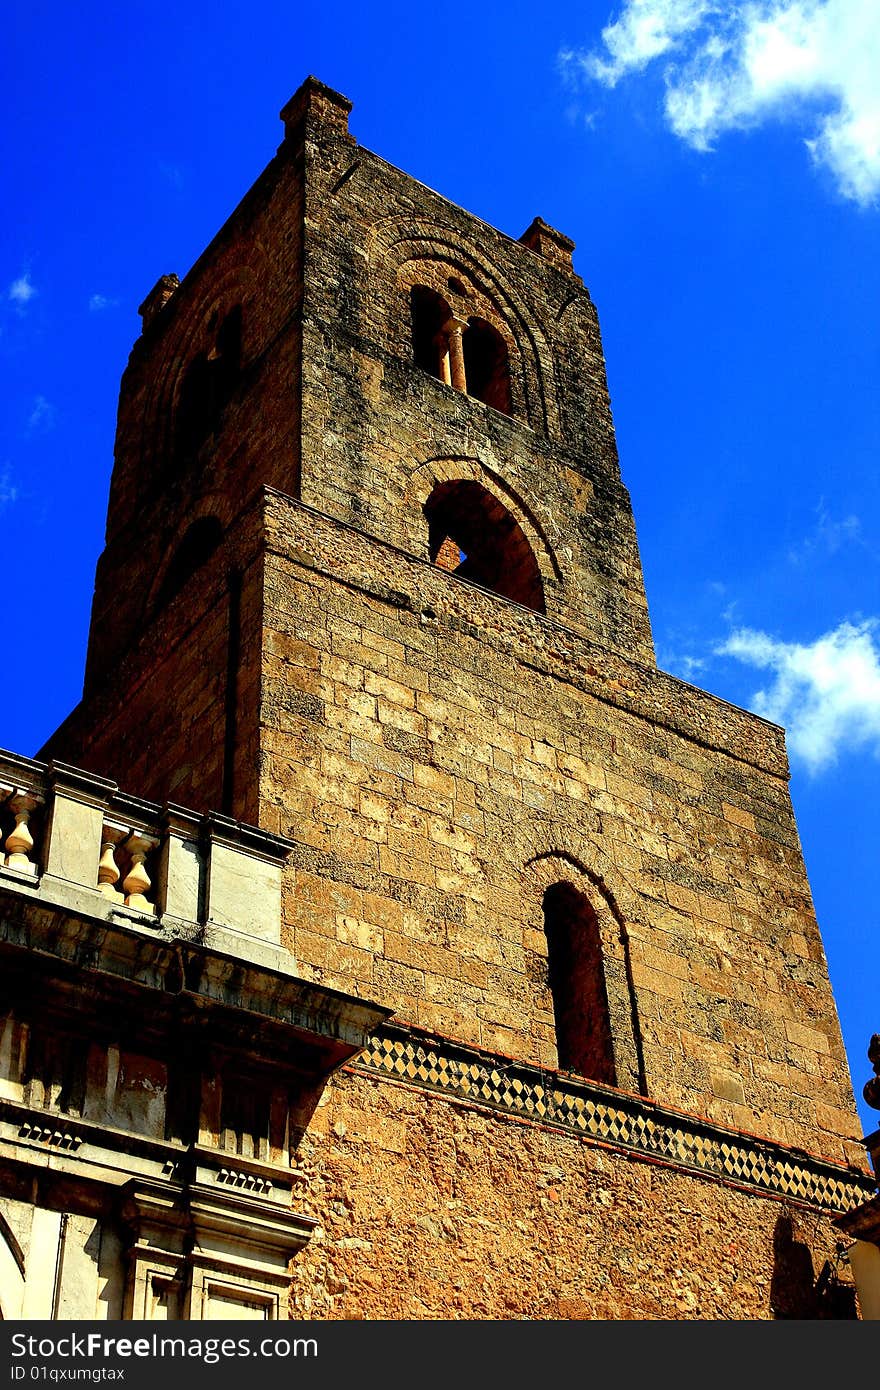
[424,479,545,612]
[176,351,213,460]
[462,317,511,414]
[543,882,615,1083]
[410,287,452,383]
[175,306,242,464]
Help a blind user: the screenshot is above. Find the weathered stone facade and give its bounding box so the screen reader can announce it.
[6,75,871,1318]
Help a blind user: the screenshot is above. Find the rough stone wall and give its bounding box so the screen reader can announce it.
[288,1066,855,1320]
[261,493,861,1165]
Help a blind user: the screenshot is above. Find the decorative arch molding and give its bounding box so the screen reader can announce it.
[555,287,593,324]
[146,496,228,615]
[367,217,560,438]
[140,263,261,475]
[0,1214,25,1321]
[516,826,647,1097]
[404,454,563,591]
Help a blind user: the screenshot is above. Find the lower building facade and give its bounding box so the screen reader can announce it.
[0,752,874,1319]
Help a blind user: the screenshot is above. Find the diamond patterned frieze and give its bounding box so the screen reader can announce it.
[354,1026,874,1212]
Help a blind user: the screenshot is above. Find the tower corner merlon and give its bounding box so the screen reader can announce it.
[519,217,579,277]
[279,75,354,145]
[138,273,180,334]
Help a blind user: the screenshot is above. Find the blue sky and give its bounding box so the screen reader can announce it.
[2,2,878,1133]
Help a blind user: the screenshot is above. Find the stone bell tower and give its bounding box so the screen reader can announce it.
[41,76,873,1318]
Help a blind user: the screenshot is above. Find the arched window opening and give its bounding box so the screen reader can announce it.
[175,306,242,463]
[410,290,513,416]
[212,304,242,399]
[424,479,545,613]
[462,317,512,415]
[543,882,616,1084]
[156,516,223,610]
[176,351,212,460]
[410,287,452,383]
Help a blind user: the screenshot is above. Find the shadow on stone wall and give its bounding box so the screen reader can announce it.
[770,1212,857,1319]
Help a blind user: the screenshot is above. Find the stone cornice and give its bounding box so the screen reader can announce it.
[0,882,392,1069]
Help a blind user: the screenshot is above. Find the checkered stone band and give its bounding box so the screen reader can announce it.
[354,1026,875,1212]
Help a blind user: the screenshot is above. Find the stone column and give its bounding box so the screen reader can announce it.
[444,316,469,393]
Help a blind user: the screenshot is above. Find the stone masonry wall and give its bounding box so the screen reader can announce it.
[43,507,265,824]
[288,1065,856,1320]
[261,491,862,1166]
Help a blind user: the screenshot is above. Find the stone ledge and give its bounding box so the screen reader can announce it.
[262,489,790,777]
[0,890,392,1070]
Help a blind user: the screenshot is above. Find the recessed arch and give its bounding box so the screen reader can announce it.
[410,286,452,382]
[523,847,647,1096]
[174,304,243,465]
[425,478,544,612]
[405,455,563,599]
[139,263,259,479]
[543,880,616,1083]
[367,216,561,437]
[150,512,225,614]
[462,317,512,415]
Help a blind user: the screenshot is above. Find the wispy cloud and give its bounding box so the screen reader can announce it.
[88,293,119,312]
[0,466,18,508]
[717,618,880,771]
[564,0,880,206]
[9,272,37,305]
[659,646,708,680]
[787,500,863,564]
[27,396,56,433]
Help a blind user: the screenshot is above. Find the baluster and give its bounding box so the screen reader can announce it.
[122,832,159,913]
[5,791,41,874]
[96,823,127,902]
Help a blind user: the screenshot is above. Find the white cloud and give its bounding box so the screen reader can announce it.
[717,618,880,771]
[89,293,118,312]
[672,650,706,678]
[27,396,56,433]
[573,0,714,84]
[566,0,880,205]
[9,272,36,305]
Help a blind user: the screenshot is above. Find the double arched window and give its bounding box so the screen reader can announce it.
[410,287,511,415]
